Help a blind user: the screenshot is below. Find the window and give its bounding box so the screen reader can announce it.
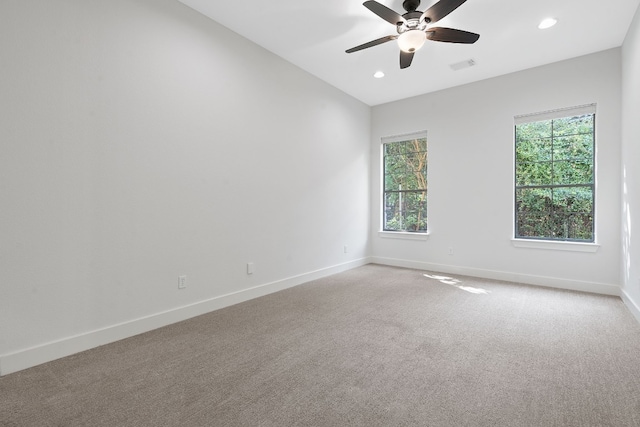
[382,132,427,233]
[514,104,595,242]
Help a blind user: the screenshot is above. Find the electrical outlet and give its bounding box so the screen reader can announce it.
[344,245,349,254]
[178,275,187,289]
[247,262,255,275]
[448,248,454,255]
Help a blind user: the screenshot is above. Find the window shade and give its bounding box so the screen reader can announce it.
[514,104,596,125]
[381,130,427,144]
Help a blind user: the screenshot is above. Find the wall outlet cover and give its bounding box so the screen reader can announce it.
[178,275,187,289]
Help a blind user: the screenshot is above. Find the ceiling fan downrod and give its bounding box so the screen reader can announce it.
[402,0,421,12]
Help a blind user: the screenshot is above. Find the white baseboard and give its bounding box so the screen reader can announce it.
[621,289,640,324]
[370,256,621,296]
[0,257,370,377]
[2,256,630,377]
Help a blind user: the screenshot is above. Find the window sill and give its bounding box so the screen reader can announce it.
[378,231,429,241]
[511,239,599,253]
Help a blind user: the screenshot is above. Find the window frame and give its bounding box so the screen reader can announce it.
[380,131,428,236]
[513,104,596,243]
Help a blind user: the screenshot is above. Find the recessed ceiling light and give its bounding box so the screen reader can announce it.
[538,17,558,29]
[374,71,385,78]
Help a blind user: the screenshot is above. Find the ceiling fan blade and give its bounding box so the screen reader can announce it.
[346,35,398,53]
[426,27,479,43]
[400,50,414,69]
[364,1,406,26]
[421,0,468,24]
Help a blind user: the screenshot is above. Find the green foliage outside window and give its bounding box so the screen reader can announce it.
[383,137,427,232]
[515,114,595,241]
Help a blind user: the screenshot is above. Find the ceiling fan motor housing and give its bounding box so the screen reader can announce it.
[398,12,426,34]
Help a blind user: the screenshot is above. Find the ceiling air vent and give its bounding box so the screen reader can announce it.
[450,58,476,71]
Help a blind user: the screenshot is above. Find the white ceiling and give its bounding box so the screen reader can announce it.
[177,0,640,106]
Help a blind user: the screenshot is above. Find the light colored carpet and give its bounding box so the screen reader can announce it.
[2,264,640,426]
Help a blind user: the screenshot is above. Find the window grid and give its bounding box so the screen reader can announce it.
[383,137,427,233]
[515,113,595,242]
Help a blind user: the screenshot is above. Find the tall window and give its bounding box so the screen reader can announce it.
[514,105,595,242]
[382,132,427,232]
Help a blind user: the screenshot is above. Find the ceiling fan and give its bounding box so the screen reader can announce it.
[346,0,480,69]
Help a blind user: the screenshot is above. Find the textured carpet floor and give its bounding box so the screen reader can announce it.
[2,264,640,426]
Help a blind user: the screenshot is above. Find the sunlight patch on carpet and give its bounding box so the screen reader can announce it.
[423,273,491,295]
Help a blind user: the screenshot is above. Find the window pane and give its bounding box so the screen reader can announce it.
[549,212,593,241]
[552,135,593,162]
[514,110,595,242]
[515,161,553,186]
[384,192,399,230]
[383,191,427,232]
[516,211,554,239]
[384,154,408,191]
[566,213,594,240]
[410,138,427,153]
[516,188,552,238]
[516,121,551,143]
[384,144,427,191]
[383,136,427,233]
[516,188,552,213]
[552,160,593,185]
[384,142,401,156]
[552,187,593,213]
[404,191,427,214]
[552,114,594,137]
[516,137,552,162]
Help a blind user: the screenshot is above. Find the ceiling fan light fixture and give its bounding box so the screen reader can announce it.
[398,29,427,53]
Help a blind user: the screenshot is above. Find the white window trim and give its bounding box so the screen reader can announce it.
[513,103,597,244]
[511,238,599,252]
[380,130,428,235]
[379,231,430,241]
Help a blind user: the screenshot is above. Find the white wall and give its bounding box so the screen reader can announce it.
[371,49,622,295]
[622,6,640,321]
[0,0,370,374]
